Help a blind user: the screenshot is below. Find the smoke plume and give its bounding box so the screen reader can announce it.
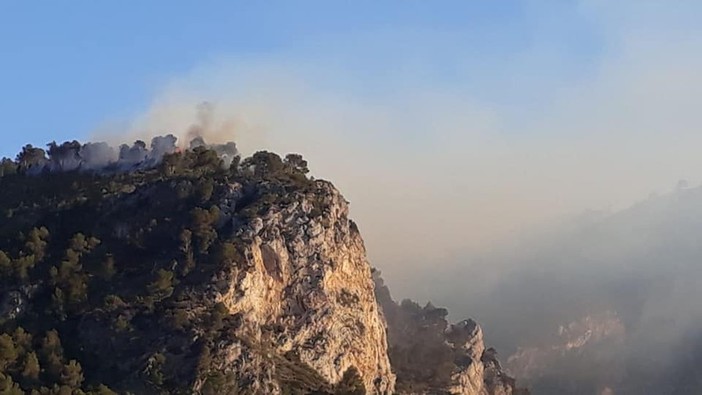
[18,131,238,174]
[432,185,702,393]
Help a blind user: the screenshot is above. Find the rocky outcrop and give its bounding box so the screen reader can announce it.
[207,178,524,395]
[209,181,395,393]
[505,311,625,395]
[447,320,521,395]
[374,273,526,395]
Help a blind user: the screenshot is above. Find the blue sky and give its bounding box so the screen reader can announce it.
[0,1,608,158]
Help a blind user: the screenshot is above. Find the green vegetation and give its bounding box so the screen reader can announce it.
[0,145,339,393]
[373,270,531,395]
[374,270,455,392]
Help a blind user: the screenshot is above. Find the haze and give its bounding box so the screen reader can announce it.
[3,1,702,393]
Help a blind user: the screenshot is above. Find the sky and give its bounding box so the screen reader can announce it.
[0,1,603,156]
[3,1,702,299]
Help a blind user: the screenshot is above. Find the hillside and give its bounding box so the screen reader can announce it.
[0,137,522,394]
[434,182,702,394]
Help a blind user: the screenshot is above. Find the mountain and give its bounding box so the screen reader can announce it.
[374,273,528,395]
[435,183,702,394]
[0,138,523,394]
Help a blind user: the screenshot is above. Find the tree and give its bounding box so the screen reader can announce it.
[143,353,166,386]
[159,152,182,176]
[40,330,65,381]
[14,255,37,281]
[197,179,215,202]
[69,233,100,254]
[209,302,229,333]
[12,328,32,353]
[193,147,223,173]
[214,242,239,268]
[190,207,220,253]
[89,384,118,395]
[0,373,22,395]
[0,334,18,370]
[63,271,89,306]
[179,229,195,275]
[0,252,11,277]
[47,141,81,171]
[60,360,84,387]
[0,158,17,177]
[16,145,47,172]
[167,308,189,331]
[240,151,284,178]
[148,269,175,300]
[49,234,94,310]
[24,227,50,261]
[50,258,88,309]
[284,153,309,175]
[334,367,366,395]
[21,352,40,382]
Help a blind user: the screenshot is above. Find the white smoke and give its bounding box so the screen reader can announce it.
[23,131,239,174]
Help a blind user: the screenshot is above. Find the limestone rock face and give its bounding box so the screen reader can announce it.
[447,320,517,395]
[210,180,395,393]
[373,270,526,395]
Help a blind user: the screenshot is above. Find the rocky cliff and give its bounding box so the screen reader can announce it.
[0,147,398,393]
[0,142,521,394]
[208,180,395,393]
[374,273,526,395]
[446,320,519,395]
[209,175,524,394]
